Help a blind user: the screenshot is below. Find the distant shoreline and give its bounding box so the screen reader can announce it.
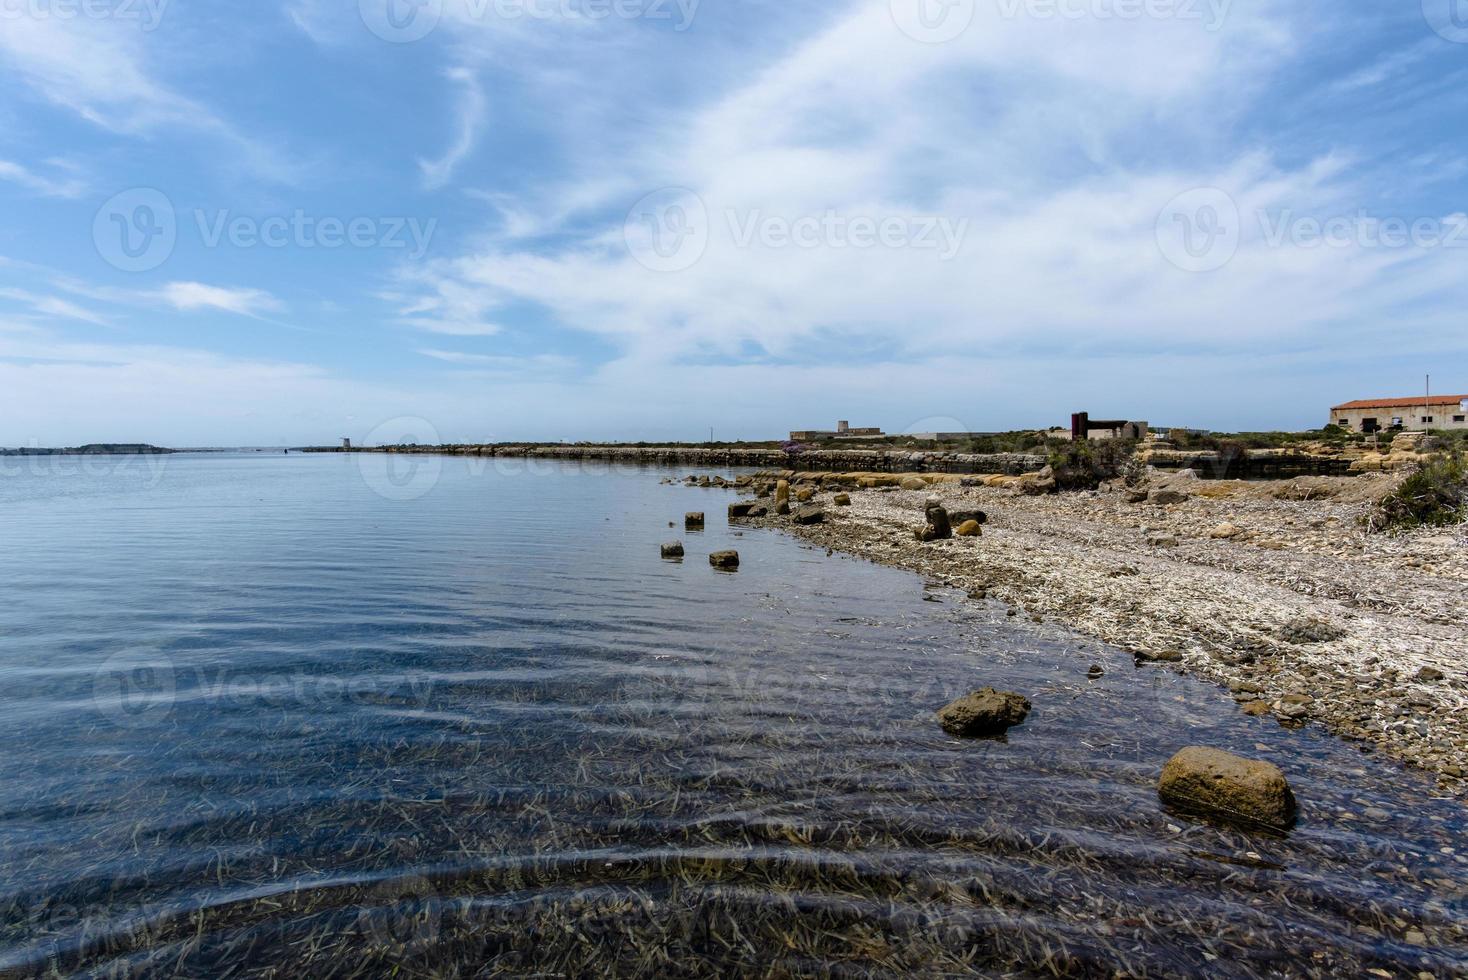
[0,443,174,456]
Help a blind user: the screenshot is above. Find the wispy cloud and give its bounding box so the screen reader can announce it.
[155,282,283,317]
[419,67,488,191]
[0,288,110,325]
[0,159,87,198]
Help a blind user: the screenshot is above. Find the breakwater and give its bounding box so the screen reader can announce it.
[303,444,1048,475]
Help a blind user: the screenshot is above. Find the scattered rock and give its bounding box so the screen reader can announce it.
[1146,534,1179,548]
[728,502,755,519]
[747,504,768,518]
[833,492,852,507]
[1209,522,1243,539]
[1125,489,1150,504]
[1277,616,1346,645]
[1087,664,1104,680]
[1416,666,1445,683]
[793,505,826,525]
[660,541,684,559]
[1152,490,1189,506]
[795,487,815,503]
[1135,649,1184,663]
[685,512,705,529]
[900,476,927,491]
[774,480,790,509]
[937,688,1032,737]
[1241,700,1272,717]
[955,519,982,537]
[708,550,740,569]
[1158,746,1298,829]
[948,509,988,526]
[916,500,952,542]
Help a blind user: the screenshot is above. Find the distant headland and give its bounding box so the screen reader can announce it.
[0,443,174,456]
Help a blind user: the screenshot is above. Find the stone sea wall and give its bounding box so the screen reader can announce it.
[307,444,1048,475]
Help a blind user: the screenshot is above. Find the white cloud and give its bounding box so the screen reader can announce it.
[419,67,488,191]
[156,282,283,317]
[0,288,110,325]
[387,0,1467,381]
[0,159,87,198]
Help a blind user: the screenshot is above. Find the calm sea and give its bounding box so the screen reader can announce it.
[0,452,1463,976]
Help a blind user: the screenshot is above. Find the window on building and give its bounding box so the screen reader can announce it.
[1391,417,1403,428]
[1456,415,1466,423]
[1422,416,1434,424]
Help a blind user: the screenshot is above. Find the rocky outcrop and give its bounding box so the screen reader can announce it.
[916,500,951,542]
[1158,746,1298,829]
[937,688,1032,737]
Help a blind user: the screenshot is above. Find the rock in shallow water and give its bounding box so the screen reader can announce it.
[709,550,740,569]
[660,542,684,558]
[937,688,1031,737]
[1158,746,1298,830]
[685,512,705,529]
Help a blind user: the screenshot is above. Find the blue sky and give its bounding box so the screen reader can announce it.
[1,0,1466,446]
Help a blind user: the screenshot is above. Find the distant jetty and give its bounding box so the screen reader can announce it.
[0,443,174,456]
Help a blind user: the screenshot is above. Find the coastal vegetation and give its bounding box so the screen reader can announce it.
[1369,453,1468,532]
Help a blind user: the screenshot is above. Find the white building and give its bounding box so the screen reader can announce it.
[1330,395,1468,433]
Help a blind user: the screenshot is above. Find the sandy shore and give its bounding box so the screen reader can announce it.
[730,470,1468,797]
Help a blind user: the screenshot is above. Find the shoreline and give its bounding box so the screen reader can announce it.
[727,469,1468,798]
[304,443,1047,475]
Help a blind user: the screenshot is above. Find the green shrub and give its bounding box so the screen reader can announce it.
[1047,439,1136,491]
[1368,454,1468,533]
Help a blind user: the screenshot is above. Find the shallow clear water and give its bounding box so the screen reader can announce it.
[0,453,1463,977]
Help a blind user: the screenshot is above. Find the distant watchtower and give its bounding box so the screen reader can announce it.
[342,437,351,450]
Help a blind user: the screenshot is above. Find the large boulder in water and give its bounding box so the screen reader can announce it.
[660,541,684,559]
[937,688,1031,737]
[1158,746,1298,829]
[685,512,705,529]
[709,550,740,570]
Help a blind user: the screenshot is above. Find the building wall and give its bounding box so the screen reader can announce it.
[1332,402,1468,432]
